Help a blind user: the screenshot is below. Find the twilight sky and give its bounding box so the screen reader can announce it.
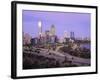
[22,10,91,38]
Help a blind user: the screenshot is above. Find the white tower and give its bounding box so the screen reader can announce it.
[64,31,70,38]
[38,20,42,36]
[64,31,67,38]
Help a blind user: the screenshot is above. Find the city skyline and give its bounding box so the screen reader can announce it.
[22,10,91,39]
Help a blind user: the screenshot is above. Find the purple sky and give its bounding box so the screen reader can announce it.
[22,10,91,38]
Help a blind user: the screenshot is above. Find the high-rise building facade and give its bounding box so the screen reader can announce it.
[70,32,75,39]
[31,38,38,45]
[50,24,56,36]
[23,33,31,45]
[38,20,42,36]
[64,31,68,38]
[45,30,50,43]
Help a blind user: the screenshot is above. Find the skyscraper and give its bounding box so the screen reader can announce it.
[50,24,55,36]
[38,20,42,36]
[45,30,50,43]
[45,30,50,36]
[70,32,75,39]
[64,31,67,38]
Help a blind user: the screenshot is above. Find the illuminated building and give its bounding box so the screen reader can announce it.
[38,20,42,36]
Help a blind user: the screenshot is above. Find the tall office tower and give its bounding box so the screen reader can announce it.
[50,24,56,36]
[64,31,68,38]
[45,30,50,36]
[38,20,42,36]
[45,30,50,43]
[70,32,75,39]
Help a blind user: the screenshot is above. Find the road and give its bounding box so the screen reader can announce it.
[24,47,90,66]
